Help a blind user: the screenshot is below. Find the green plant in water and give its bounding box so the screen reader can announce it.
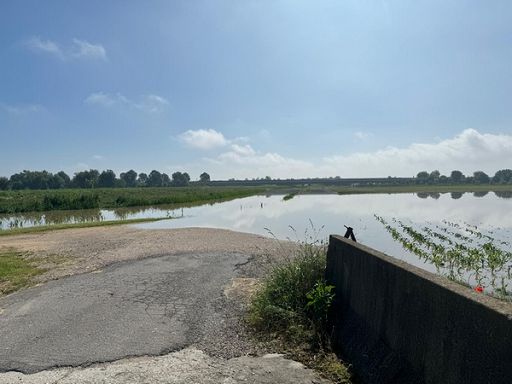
[375,215,512,301]
[283,192,297,201]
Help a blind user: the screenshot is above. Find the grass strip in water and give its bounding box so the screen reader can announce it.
[0,217,167,237]
[334,184,512,195]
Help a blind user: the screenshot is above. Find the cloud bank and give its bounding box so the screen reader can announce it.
[324,129,512,177]
[182,128,512,179]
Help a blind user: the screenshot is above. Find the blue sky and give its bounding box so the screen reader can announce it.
[1,0,511,180]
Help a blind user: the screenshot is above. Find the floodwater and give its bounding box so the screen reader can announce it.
[2,192,511,295]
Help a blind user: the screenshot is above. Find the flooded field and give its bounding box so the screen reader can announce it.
[2,192,511,298]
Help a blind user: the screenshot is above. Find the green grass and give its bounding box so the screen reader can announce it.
[333,184,512,195]
[248,240,352,383]
[0,249,45,295]
[0,186,266,214]
[282,193,297,201]
[0,217,167,237]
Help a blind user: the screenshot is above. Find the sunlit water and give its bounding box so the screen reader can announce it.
[2,192,511,296]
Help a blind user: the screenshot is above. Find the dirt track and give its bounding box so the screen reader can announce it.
[0,225,297,285]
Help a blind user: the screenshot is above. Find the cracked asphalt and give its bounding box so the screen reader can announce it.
[0,252,253,374]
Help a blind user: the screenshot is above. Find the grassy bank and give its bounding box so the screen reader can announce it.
[332,183,512,195]
[0,186,265,214]
[0,249,45,295]
[0,217,167,237]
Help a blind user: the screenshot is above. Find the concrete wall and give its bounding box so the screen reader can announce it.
[326,235,512,384]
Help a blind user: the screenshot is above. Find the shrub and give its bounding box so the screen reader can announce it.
[248,234,351,383]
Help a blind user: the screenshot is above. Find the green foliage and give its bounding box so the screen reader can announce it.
[97,170,116,188]
[375,215,512,300]
[473,170,490,184]
[0,177,8,190]
[493,169,512,184]
[199,172,211,183]
[248,236,351,383]
[120,170,138,187]
[148,170,163,187]
[0,186,263,214]
[172,171,190,186]
[250,244,325,330]
[282,193,296,201]
[306,281,335,331]
[72,169,99,188]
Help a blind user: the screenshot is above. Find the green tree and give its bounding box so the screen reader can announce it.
[162,173,171,186]
[56,171,71,187]
[148,170,163,187]
[98,170,117,188]
[492,169,512,184]
[49,174,66,189]
[120,170,138,187]
[172,171,190,186]
[473,171,490,184]
[428,170,441,184]
[0,177,8,190]
[72,169,99,188]
[450,170,465,183]
[137,173,148,187]
[199,172,210,183]
[416,171,429,184]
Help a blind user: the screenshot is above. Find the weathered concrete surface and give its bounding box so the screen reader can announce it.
[0,348,330,384]
[326,235,512,384]
[0,252,254,374]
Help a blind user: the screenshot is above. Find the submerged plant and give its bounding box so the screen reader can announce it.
[375,215,512,301]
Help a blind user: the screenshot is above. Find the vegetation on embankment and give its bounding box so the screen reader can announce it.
[0,249,45,295]
[333,183,512,195]
[0,217,167,237]
[248,239,352,383]
[0,186,265,214]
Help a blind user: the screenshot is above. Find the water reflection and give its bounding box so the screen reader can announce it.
[2,193,512,296]
[416,192,442,199]
[494,191,512,199]
[473,191,489,198]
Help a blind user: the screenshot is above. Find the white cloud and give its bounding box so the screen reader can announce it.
[92,155,104,160]
[71,39,107,60]
[85,92,118,107]
[179,129,229,150]
[25,36,63,58]
[353,131,372,140]
[208,144,315,179]
[230,144,256,156]
[25,36,106,61]
[324,129,512,177]
[196,128,512,179]
[0,103,45,115]
[137,94,169,113]
[85,92,169,113]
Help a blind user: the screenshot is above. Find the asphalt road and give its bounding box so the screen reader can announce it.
[0,252,250,374]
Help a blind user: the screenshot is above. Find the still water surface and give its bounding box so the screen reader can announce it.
[2,193,511,293]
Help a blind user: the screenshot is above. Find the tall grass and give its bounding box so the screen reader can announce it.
[248,225,351,383]
[0,186,264,214]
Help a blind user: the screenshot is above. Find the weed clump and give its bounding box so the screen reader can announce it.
[248,227,351,383]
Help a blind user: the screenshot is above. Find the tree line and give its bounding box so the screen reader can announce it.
[0,169,211,190]
[414,169,512,185]
[1,168,511,191]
